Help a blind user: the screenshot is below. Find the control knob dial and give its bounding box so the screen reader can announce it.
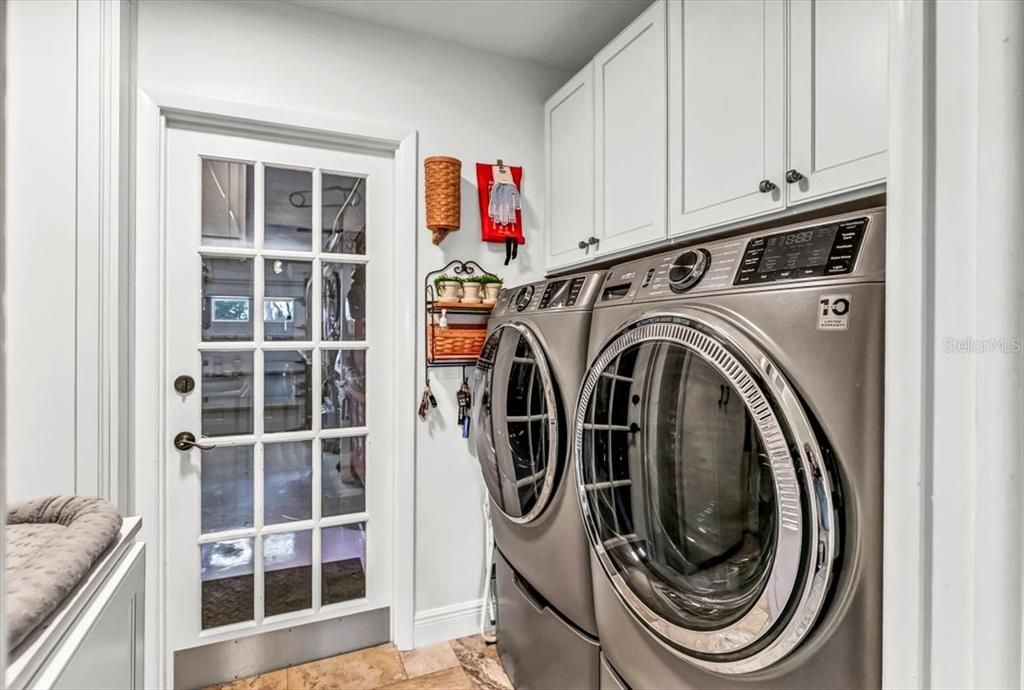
[668,249,711,293]
[515,285,535,311]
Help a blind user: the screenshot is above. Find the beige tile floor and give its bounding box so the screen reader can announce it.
[207,635,513,690]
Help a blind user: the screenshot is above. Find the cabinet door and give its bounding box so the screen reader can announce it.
[668,0,785,236]
[544,64,595,271]
[787,0,888,204]
[593,1,667,255]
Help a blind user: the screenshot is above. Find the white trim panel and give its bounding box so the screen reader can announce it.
[412,600,482,650]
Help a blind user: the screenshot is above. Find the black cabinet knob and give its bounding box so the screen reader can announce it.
[578,240,588,250]
[588,236,599,246]
[785,169,805,184]
[759,179,777,193]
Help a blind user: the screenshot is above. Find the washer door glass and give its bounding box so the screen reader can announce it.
[576,316,836,672]
[474,323,559,522]
[580,339,776,630]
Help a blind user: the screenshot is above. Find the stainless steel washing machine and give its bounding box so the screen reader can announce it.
[472,271,605,690]
[576,208,884,689]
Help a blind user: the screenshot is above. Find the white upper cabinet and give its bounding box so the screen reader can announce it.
[542,0,888,272]
[593,1,668,255]
[787,0,889,203]
[668,0,786,235]
[544,64,595,270]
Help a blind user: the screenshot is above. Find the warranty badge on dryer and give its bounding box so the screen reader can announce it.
[818,294,851,330]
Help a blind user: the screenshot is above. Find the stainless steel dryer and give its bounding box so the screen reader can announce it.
[577,208,885,689]
[473,271,605,690]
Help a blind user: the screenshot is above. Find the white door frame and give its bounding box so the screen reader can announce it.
[134,88,418,688]
[884,1,1024,688]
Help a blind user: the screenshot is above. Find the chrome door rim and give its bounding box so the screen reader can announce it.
[573,312,837,674]
[474,322,560,524]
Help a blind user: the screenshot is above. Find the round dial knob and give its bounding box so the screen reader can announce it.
[515,285,535,311]
[668,249,711,293]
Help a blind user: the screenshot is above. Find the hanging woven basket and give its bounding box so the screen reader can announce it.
[424,156,461,245]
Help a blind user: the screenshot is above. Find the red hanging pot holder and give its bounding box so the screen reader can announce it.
[476,162,524,264]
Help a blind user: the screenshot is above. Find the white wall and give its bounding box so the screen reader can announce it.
[136,0,568,635]
[4,0,79,500]
[3,0,132,506]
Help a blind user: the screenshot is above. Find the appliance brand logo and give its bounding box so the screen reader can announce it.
[817,294,851,330]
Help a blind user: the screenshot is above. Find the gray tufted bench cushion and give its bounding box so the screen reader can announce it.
[5,496,123,650]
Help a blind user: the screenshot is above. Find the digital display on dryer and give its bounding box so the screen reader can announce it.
[734,218,868,285]
[758,226,836,272]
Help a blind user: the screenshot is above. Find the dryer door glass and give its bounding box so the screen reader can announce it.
[473,323,559,523]
[575,315,836,671]
[580,339,776,631]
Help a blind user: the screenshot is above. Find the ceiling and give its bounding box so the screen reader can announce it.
[287,0,654,71]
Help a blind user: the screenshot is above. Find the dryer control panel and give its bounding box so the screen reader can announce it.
[597,207,885,307]
[734,217,867,286]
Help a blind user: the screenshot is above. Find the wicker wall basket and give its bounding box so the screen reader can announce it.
[428,323,487,361]
[424,156,461,246]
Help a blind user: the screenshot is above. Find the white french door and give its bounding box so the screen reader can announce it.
[163,127,395,653]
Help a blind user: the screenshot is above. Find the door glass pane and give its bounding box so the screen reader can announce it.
[265,167,312,251]
[203,257,254,342]
[264,441,312,525]
[503,333,552,517]
[322,523,366,605]
[264,350,312,433]
[475,329,555,520]
[580,340,776,631]
[201,538,255,629]
[321,350,366,429]
[322,437,366,517]
[202,351,254,437]
[322,172,365,254]
[201,445,254,533]
[264,259,312,341]
[202,159,254,248]
[264,530,312,617]
[322,262,365,341]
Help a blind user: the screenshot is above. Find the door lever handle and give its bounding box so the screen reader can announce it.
[173,431,216,452]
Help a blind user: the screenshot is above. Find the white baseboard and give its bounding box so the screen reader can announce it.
[413,599,482,649]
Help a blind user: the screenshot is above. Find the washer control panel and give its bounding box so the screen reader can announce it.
[538,275,587,309]
[734,217,867,286]
[494,271,607,316]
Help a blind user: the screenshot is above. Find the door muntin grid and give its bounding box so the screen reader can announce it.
[574,314,838,673]
[197,156,371,632]
[473,322,560,523]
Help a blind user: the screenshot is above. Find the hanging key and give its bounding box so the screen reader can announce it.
[457,378,471,435]
[418,386,431,421]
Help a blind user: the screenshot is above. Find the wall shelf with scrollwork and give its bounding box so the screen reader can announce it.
[423,260,493,377]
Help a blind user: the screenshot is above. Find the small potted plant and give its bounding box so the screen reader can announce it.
[479,273,504,305]
[461,275,483,304]
[434,274,462,303]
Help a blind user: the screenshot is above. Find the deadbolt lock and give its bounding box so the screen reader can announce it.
[174,375,195,394]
